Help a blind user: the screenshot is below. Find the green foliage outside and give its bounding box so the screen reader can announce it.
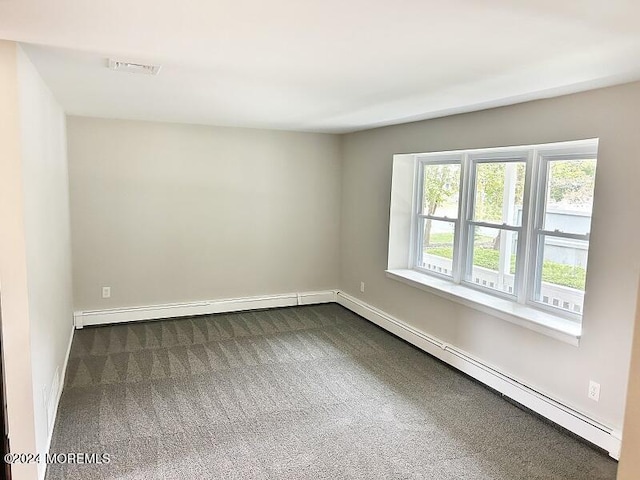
[472,163,525,222]
[540,262,586,290]
[427,232,457,244]
[426,244,586,290]
[422,164,460,216]
[548,160,596,206]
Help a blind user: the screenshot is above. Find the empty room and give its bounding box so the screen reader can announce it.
[1,1,640,479]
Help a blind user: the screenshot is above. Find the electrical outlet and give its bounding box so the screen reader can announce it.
[588,380,600,402]
[360,282,365,293]
[102,286,111,299]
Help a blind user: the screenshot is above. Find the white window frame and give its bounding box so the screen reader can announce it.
[412,154,463,281]
[527,145,597,317]
[411,139,598,323]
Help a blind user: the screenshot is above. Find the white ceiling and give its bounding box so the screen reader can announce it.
[2,0,640,133]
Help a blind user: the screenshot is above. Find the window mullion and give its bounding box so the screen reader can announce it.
[416,160,425,216]
[412,161,425,268]
[416,217,425,269]
[454,153,472,284]
[516,149,536,304]
[527,151,548,305]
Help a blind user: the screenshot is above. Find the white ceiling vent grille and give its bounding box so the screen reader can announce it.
[108,59,161,75]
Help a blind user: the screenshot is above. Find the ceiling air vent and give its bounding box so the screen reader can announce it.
[108,59,161,75]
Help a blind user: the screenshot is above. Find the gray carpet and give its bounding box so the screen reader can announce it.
[46,304,617,479]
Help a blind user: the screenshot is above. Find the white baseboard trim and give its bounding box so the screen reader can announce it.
[73,290,338,328]
[335,291,622,459]
[42,323,75,480]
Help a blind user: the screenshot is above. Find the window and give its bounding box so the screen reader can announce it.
[412,139,597,320]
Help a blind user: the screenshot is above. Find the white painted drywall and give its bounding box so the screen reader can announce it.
[67,117,341,311]
[16,45,74,480]
[339,81,640,431]
[0,40,39,480]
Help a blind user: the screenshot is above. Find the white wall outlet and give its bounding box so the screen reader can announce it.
[360,282,365,293]
[588,380,600,402]
[102,286,111,298]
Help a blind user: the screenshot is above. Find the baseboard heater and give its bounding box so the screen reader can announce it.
[72,288,621,459]
[73,290,337,328]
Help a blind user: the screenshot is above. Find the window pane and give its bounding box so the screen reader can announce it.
[534,235,588,314]
[473,161,526,226]
[466,225,518,295]
[422,163,461,218]
[419,219,455,276]
[543,159,596,235]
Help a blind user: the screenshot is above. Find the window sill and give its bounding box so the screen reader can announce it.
[385,269,581,346]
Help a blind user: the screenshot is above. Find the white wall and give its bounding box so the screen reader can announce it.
[0,41,73,480]
[17,45,74,479]
[67,117,341,311]
[0,39,39,480]
[340,81,640,431]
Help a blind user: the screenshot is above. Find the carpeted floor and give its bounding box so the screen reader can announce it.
[46,304,617,479]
